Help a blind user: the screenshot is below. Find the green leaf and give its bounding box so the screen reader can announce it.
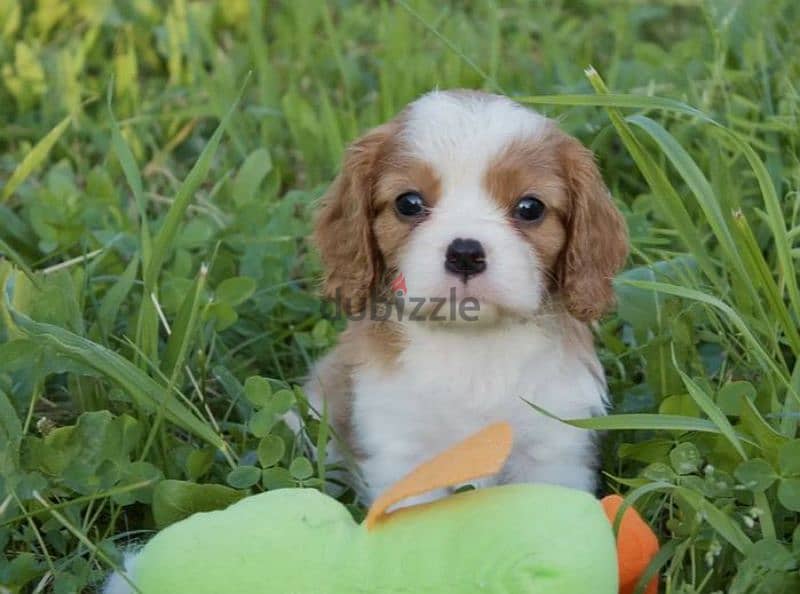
[244,376,272,407]
[717,127,800,336]
[257,435,285,468]
[659,394,701,418]
[717,382,756,417]
[0,552,44,589]
[209,301,238,331]
[643,462,676,483]
[289,456,313,480]
[778,441,800,476]
[249,408,277,438]
[233,148,272,205]
[261,467,293,490]
[735,459,777,492]
[270,389,295,415]
[1,112,72,202]
[113,461,163,505]
[670,443,701,475]
[777,478,800,512]
[226,465,261,489]
[152,480,244,528]
[581,75,724,291]
[185,448,215,481]
[747,539,797,571]
[215,276,256,307]
[0,388,22,475]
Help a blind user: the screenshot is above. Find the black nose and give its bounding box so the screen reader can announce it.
[445,238,486,279]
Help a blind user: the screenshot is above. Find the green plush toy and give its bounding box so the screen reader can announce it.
[106,424,658,594]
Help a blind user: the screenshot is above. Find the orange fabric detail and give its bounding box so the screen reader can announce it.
[365,422,513,529]
[601,494,660,594]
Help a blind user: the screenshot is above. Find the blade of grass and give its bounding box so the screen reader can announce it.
[730,211,800,354]
[783,361,800,438]
[581,69,725,293]
[1,112,72,203]
[0,237,38,286]
[515,93,716,123]
[141,263,209,461]
[671,345,748,461]
[143,74,249,290]
[633,540,678,594]
[161,263,207,377]
[740,397,789,456]
[32,491,142,594]
[556,69,800,334]
[0,480,155,528]
[752,491,776,541]
[132,75,247,366]
[96,255,139,340]
[316,394,330,488]
[621,279,794,396]
[11,491,56,579]
[4,304,226,452]
[523,400,759,447]
[395,0,502,92]
[626,115,769,326]
[107,81,151,266]
[608,481,671,535]
[709,125,800,325]
[133,296,159,369]
[672,486,752,554]
[108,80,160,367]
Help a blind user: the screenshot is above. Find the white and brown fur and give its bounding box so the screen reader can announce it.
[306,90,628,504]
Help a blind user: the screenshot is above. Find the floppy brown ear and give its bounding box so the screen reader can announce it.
[558,136,629,322]
[313,123,395,314]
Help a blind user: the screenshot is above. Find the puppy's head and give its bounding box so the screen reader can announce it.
[315,90,628,323]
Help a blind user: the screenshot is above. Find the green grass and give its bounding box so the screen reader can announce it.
[1,0,799,592]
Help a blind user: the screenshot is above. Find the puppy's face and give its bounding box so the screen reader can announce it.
[315,91,628,323]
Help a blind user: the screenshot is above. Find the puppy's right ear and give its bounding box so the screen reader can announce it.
[314,122,396,314]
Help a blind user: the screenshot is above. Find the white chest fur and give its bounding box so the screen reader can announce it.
[350,319,607,501]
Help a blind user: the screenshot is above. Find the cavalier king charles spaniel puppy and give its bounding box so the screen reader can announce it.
[305,89,628,504]
[103,89,627,594]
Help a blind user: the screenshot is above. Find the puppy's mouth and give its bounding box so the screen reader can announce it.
[389,279,497,325]
[443,281,483,301]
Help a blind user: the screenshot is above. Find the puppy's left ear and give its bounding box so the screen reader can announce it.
[558,136,629,322]
[313,122,396,313]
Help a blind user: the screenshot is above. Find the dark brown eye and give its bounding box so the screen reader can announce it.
[513,195,546,222]
[395,192,426,218]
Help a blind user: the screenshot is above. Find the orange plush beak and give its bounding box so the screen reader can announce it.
[601,495,660,594]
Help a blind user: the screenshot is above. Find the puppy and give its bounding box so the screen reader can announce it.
[305,90,628,504]
[103,90,626,593]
